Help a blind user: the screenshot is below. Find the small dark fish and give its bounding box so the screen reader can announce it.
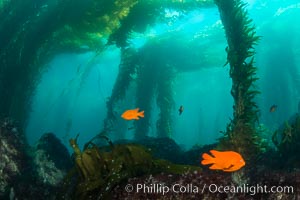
[178,105,184,115]
[223,46,230,67]
[127,126,135,130]
[269,105,277,112]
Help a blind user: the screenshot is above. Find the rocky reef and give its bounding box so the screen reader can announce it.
[0,118,72,199]
[34,133,73,186]
[111,170,299,200]
[1,119,299,200]
[0,118,29,198]
[62,135,201,200]
[58,136,299,200]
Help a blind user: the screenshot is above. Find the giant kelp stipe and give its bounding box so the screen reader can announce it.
[214,0,265,162]
[0,0,300,199]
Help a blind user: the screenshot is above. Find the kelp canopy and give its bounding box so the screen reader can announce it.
[1,0,266,156]
[0,0,214,127]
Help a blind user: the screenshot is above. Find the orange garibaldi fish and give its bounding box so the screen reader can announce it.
[201,150,245,172]
[121,108,144,120]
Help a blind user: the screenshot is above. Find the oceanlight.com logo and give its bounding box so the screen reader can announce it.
[124,183,294,196]
[208,184,294,196]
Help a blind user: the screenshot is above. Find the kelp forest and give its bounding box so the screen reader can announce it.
[0,0,300,199]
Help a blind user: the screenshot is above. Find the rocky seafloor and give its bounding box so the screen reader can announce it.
[0,118,72,199]
[0,118,299,200]
[111,170,300,200]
